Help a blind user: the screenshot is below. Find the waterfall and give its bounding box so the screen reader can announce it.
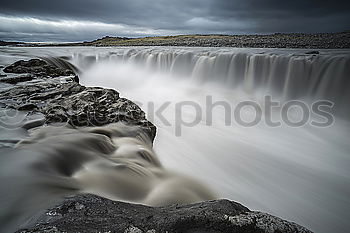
[68,48,350,116]
[1,46,349,233]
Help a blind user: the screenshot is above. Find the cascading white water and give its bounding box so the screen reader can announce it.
[1,46,350,233]
[69,48,350,117]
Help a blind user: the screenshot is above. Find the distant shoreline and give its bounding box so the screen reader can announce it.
[1,32,350,49]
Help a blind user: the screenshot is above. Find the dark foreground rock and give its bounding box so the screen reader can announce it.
[0,74,34,84]
[3,59,75,77]
[18,194,312,233]
[1,59,312,232]
[0,59,156,141]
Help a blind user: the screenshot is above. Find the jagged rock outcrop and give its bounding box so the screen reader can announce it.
[0,59,156,141]
[18,194,312,233]
[0,74,34,84]
[3,59,75,77]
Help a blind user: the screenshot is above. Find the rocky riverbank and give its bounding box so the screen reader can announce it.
[0,59,156,144]
[4,32,350,49]
[18,194,312,233]
[0,59,312,232]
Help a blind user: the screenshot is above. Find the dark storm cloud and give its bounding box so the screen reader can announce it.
[208,0,350,33]
[0,0,349,41]
[0,0,208,29]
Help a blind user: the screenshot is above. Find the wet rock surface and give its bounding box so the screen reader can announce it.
[3,59,75,77]
[0,59,156,144]
[0,74,34,84]
[18,194,312,233]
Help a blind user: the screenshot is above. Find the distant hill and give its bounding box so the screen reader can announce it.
[83,36,130,45]
[0,40,25,46]
[1,32,350,49]
[79,32,350,49]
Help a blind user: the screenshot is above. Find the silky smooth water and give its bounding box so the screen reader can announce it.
[1,46,350,233]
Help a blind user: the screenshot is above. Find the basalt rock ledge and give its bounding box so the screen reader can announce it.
[18,194,312,233]
[0,59,156,142]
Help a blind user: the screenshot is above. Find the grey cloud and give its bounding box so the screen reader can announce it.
[207,0,350,33]
[0,0,349,41]
[0,0,207,27]
[0,15,180,42]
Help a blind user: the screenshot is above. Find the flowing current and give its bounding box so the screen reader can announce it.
[0,46,350,233]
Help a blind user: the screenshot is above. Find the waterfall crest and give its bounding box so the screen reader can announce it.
[69,48,350,116]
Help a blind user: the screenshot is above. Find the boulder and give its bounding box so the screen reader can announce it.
[3,59,75,77]
[18,194,312,233]
[0,59,156,141]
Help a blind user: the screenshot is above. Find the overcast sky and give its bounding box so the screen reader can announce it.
[0,0,349,42]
